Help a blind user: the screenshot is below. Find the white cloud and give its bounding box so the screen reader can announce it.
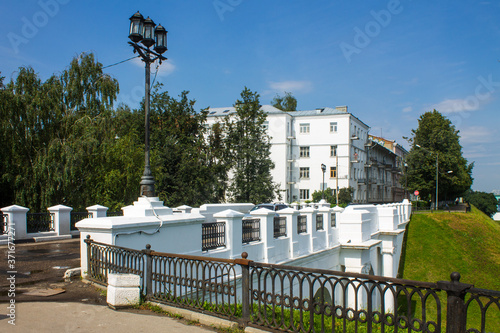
[268,80,313,93]
[402,106,412,113]
[430,98,480,113]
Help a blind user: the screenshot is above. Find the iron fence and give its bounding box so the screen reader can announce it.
[108,211,124,217]
[316,214,324,231]
[242,218,260,244]
[71,212,93,231]
[27,212,54,233]
[297,215,307,234]
[274,216,287,238]
[84,238,146,293]
[202,222,226,251]
[1,214,7,235]
[85,237,500,333]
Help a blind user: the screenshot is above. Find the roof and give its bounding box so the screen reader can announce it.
[206,105,370,128]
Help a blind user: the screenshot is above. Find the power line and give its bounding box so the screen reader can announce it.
[102,56,140,69]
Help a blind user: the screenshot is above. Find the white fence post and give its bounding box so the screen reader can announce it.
[48,204,72,236]
[86,204,108,218]
[214,209,244,259]
[1,205,29,240]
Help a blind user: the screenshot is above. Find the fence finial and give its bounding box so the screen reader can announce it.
[450,271,461,283]
[241,252,248,259]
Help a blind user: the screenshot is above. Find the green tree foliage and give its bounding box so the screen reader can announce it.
[312,187,353,207]
[271,91,297,111]
[404,110,473,204]
[338,187,354,206]
[149,85,230,207]
[0,53,137,211]
[312,187,336,205]
[225,87,280,203]
[464,190,498,217]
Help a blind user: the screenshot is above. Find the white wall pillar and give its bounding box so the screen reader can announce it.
[277,208,299,258]
[382,247,395,311]
[1,205,29,240]
[299,207,315,254]
[213,209,244,259]
[48,204,72,236]
[87,204,108,218]
[250,208,275,263]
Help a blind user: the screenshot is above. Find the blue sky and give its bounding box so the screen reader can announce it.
[2,0,500,193]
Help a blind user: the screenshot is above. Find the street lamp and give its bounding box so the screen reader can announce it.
[321,164,326,200]
[128,11,168,197]
[415,144,439,210]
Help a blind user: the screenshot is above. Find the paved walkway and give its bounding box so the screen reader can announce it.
[0,301,214,333]
[0,239,246,333]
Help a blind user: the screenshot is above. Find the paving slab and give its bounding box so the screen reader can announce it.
[0,301,214,333]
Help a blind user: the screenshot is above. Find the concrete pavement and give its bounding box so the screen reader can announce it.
[0,301,215,333]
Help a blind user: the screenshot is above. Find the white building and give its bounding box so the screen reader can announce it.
[206,105,374,203]
[206,105,406,204]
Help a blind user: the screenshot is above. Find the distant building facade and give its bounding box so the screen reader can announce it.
[206,105,407,204]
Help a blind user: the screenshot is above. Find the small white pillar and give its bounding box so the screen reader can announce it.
[214,209,244,259]
[250,208,275,263]
[107,273,141,308]
[299,206,315,254]
[86,204,109,218]
[48,204,72,236]
[277,208,299,258]
[1,205,29,240]
[176,205,192,214]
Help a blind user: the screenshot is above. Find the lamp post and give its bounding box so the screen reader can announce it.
[416,144,439,210]
[128,11,168,197]
[321,164,326,200]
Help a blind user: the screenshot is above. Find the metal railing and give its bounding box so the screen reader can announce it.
[107,211,124,217]
[27,212,54,233]
[297,215,307,234]
[331,212,336,228]
[85,238,500,333]
[202,222,226,251]
[274,216,286,238]
[316,214,324,230]
[85,238,146,293]
[242,218,260,244]
[1,214,8,235]
[70,212,93,231]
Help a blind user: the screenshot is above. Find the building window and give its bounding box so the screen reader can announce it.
[300,189,310,200]
[330,166,337,178]
[300,123,310,134]
[330,145,337,157]
[300,146,310,158]
[300,167,310,179]
[330,122,338,132]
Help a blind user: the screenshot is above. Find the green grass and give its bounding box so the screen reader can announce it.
[400,205,500,331]
[401,205,500,290]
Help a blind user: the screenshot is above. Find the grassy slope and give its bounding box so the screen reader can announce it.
[401,206,500,290]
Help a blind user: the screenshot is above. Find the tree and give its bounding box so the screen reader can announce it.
[149,85,230,207]
[225,87,280,203]
[0,53,121,211]
[338,187,354,207]
[312,187,353,207]
[312,187,336,205]
[464,190,498,217]
[404,110,473,205]
[271,91,297,111]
